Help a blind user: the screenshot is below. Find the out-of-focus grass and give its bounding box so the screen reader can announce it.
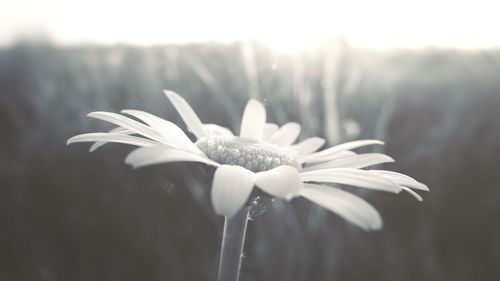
[0,40,499,281]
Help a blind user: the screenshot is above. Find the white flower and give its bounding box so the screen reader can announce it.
[68,90,428,231]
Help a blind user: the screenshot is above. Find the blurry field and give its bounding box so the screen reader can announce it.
[0,40,499,281]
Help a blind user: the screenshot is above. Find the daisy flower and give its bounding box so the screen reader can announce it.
[67,90,428,231]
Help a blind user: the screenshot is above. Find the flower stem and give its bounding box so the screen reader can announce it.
[217,205,251,281]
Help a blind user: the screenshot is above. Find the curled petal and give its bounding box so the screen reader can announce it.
[121,109,202,155]
[240,99,266,141]
[164,90,207,140]
[125,145,219,168]
[400,186,423,201]
[372,170,429,191]
[211,165,256,217]
[87,111,165,143]
[300,168,401,193]
[269,122,301,146]
[300,183,382,231]
[89,127,134,152]
[67,133,159,149]
[255,166,302,199]
[289,137,325,156]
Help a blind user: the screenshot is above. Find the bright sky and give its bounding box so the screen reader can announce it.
[1,0,499,50]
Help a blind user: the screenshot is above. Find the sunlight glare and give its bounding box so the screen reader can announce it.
[1,0,499,50]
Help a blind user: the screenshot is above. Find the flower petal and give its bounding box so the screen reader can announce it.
[300,168,401,193]
[372,170,429,191]
[303,151,357,165]
[67,133,159,148]
[302,153,394,172]
[300,139,384,164]
[89,127,134,152]
[400,186,423,201]
[164,90,207,140]
[87,112,165,143]
[255,166,302,199]
[289,137,325,156]
[202,124,234,137]
[261,123,279,141]
[269,122,301,146]
[300,183,382,231]
[211,165,256,217]
[125,145,219,168]
[121,109,203,155]
[239,99,266,140]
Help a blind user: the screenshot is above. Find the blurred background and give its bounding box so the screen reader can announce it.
[1,0,500,280]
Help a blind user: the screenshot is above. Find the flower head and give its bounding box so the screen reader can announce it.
[68,90,428,230]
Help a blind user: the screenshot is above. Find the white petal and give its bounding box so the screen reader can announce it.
[300,139,384,164]
[269,122,301,146]
[289,137,325,156]
[255,166,302,199]
[239,99,266,140]
[201,124,234,137]
[303,151,357,165]
[299,183,382,231]
[125,145,219,168]
[372,170,429,191]
[211,165,256,217]
[300,168,401,193]
[400,186,423,201]
[87,112,165,143]
[261,123,279,141]
[67,133,159,148]
[164,90,207,140]
[121,109,203,155]
[302,153,394,172]
[89,127,133,152]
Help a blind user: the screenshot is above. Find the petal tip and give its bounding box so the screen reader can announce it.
[163,89,207,139]
[240,99,266,140]
[123,159,139,169]
[211,165,255,218]
[366,214,383,231]
[66,136,79,145]
[247,99,262,106]
[370,222,383,231]
[419,183,430,191]
[163,89,179,100]
[86,111,100,118]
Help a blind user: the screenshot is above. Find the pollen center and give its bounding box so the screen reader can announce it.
[195,136,300,172]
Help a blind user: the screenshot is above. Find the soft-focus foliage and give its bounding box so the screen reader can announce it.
[0,41,499,281]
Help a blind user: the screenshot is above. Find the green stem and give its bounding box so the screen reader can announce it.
[217,205,251,281]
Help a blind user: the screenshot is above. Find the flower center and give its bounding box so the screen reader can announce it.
[195,136,300,172]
